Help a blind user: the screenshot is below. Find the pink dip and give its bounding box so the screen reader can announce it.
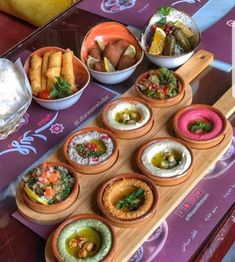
[177,108,224,141]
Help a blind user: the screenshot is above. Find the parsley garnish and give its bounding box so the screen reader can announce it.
[144,89,156,98]
[116,188,145,211]
[157,6,174,16]
[76,143,104,158]
[50,77,73,99]
[157,17,167,26]
[168,87,177,97]
[149,74,160,83]
[189,122,213,132]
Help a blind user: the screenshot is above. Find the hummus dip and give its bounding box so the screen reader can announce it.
[141,140,192,178]
[106,100,151,131]
[57,218,112,262]
[103,178,154,220]
[68,131,114,166]
[177,108,224,141]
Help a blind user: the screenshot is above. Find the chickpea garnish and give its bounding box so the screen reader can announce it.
[83,241,95,252]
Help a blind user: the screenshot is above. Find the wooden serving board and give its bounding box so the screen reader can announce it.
[16,186,80,225]
[43,50,234,262]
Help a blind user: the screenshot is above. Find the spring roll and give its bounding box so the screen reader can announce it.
[46,51,62,87]
[41,51,53,90]
[61,49,76,92]
[29,54,42,96]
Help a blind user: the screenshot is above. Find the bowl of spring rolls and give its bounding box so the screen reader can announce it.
[80,21,144,84]
[24,47,90,110]
[140,7,201,68]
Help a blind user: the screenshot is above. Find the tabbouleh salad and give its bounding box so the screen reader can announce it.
[23,163,74,204]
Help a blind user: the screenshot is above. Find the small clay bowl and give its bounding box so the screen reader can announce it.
[102,97,154,139]
[97,172,158,228]
[80,21,144,84]
[135,70,185,108]
[24,46,90,110]
[20,162,80,214]
[172,104,228,149]
[52,213,116,262]
[63,127,119,174]
[136,137,194,186]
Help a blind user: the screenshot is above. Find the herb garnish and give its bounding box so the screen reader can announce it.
[116,188,145,211]
[157,17,167,26]
[50,77,73,99]
[189,121,213,133]
[157,6,174,17]
[156,6,175,27]
[76,143,104,158]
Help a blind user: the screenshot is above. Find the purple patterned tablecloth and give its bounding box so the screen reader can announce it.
[77,0,208,29]
[0,82,118,190]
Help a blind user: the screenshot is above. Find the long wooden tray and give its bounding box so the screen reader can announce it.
[41,50,234,261]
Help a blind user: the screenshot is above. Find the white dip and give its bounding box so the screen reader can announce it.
[0,59,29,117]
[141,140,192,178]
[68,131,114,166]
[106,100,151,130]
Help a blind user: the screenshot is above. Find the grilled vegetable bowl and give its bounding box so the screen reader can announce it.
[140,6,201,68]
[20,162,79,214]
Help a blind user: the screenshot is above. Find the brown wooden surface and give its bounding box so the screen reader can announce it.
[16,186,80,225]
[213,88,235,118]
[42,50,234,262]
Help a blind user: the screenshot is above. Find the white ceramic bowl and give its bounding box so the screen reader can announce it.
[140,9,201,68]
[24,47,90,110]
[81,21,144,84]
[32,89,87,111]
[88,61,143,84]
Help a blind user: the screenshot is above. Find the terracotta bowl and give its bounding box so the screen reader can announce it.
[80,21,144,84]
[20,162,80,214]
[136,137,194,186]
[101,97,154,139]
[24,46,90,110]
[63,127,119,174]
[135,70,185,108]
[97,173,159,228]
[140,9,201,68]
[173,104,228,149]
[52,213,116,262]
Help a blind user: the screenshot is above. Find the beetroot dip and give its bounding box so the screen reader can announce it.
[177,107,224,141]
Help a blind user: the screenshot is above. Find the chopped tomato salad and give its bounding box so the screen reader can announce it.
[137,68,179,100]
[23,163,74,204]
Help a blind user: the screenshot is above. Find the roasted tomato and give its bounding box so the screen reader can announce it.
[38,88,51,100]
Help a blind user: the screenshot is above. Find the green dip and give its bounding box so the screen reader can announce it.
[57,219,112,262]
